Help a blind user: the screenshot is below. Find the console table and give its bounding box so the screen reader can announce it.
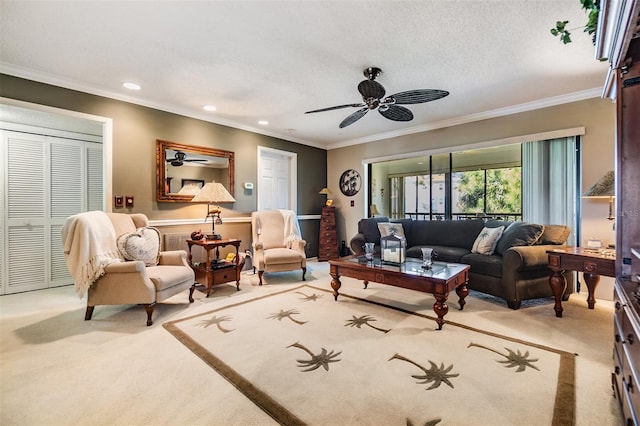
[187,238,243,297]
[547,247,615,317]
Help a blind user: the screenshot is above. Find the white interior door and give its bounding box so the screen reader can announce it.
[257,147,297,211]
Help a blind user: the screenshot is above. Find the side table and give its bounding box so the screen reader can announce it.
[187,238,243,297]
[547,247,616,317]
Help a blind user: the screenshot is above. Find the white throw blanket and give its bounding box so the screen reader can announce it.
[61,211,122,298]
[278,209,302,246]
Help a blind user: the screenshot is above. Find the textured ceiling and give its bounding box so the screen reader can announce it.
[0,0,609,149]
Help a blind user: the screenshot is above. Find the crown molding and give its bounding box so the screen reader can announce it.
[1,62,603,152]
[0,62,327,150]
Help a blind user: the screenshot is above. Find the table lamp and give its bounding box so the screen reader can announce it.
[191,182,236,240]
[319,187,333,206]
[583,170,615,220]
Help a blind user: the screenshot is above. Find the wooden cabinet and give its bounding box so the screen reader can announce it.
[613,273,640,425]
[318,206,339,261]
[613,36,640,425]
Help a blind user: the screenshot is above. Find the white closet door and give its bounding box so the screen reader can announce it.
[5,131,48,294]
[49,137,84,288]
[1,130,100,294]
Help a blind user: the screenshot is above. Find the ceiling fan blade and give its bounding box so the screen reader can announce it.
[184,159,207,162]
[305,103,365,114]
[390,89,449,104]
[339,107,369,128]
[357,79,385,99]
[379,105,413,122]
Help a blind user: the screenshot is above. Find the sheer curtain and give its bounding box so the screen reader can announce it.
[522,136,578,245]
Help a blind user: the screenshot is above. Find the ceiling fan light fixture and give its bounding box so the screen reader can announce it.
[305,66,449,128]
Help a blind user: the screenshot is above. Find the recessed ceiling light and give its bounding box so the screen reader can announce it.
[258,120,269,125]
[203,105,217,112]
[122,82,141,90]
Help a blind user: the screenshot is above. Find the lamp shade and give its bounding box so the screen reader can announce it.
[191,182,236,203]
[583,171,614,198]
[319,187,332,195]
[177,183,202,195]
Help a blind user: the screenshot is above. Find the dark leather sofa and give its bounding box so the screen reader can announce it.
[349,217,574,309]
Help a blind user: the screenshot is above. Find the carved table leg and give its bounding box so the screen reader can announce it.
[363,280,369,289]
[549,268,567,318]
[583,272,600,309]
[433,293,449,330]
[456,283,469,310]
[331,274,342,301]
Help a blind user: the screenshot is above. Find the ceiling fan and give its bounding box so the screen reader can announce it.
[166,151,207,167]
[305,67,449,128]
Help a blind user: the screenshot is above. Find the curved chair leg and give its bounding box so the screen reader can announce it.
[301,267,307,281]
[258,271,264,285]
[85,305,95,321]
[507,300,522,310]
[144,303,156,326]
[188,284,196,303]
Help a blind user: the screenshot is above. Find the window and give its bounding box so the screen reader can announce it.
[384,145,522,220]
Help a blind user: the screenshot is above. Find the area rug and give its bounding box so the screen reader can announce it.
[164,284,575,425]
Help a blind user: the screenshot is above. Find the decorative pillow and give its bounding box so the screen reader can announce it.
[117,226,160,266]
[377,222,406,238]
[538,225,570,245]
[471,226,505,255]
[494,222,544,256]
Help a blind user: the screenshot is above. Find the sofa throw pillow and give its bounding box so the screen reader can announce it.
[494,222,544,256]
[117,226,161,266]
[471,226,505,255]
[377,222,406,239]
[538,225,570,245]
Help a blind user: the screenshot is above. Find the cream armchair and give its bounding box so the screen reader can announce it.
[63,212,195,326]
[251,210,306,285]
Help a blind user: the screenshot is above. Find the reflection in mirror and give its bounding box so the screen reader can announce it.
[156,139,234,202]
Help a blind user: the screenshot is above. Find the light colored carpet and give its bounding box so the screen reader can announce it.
[165,283,576,425]
[0,261,623,425]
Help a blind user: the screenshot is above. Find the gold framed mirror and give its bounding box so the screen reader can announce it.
[156,139,235,202]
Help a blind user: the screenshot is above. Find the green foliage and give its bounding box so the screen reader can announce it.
[456,168,521,215]
[550,0,599,44]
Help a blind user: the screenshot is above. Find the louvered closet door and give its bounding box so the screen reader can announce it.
[4,131,49,293]
[1,130,101,294]
[49,137,84,289]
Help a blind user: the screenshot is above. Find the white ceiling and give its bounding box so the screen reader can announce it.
[0,0,610,150]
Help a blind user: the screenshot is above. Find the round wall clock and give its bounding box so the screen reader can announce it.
[339,169,361,196]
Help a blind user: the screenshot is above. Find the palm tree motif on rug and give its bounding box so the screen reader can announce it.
[267,309,308,325]
[389,353,459,390]
[467,342,540,372]
[345,314,391,333]
[287,341,342,371]
[195,315,234,333]
[407,418,442,426]
[296,291,322,301]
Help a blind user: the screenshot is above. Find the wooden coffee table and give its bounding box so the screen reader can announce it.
[329,256,470,330]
